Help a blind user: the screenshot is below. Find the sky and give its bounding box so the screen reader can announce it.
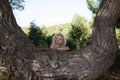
[13,0,92,27]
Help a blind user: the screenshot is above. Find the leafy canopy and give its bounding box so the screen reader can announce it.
[9,0,25,10]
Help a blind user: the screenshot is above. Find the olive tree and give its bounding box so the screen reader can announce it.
[0,0,120,79]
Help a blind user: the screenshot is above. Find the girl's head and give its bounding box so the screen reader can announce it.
[52,34,66,46]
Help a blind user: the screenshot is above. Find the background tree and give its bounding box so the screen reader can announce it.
[86,0,102,26]
[9,0,25,10]
[86,0,102,14]
[68,14,91,49]
[28,22,47,47]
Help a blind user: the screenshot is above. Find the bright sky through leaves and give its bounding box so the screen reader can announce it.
[13,0,92,27]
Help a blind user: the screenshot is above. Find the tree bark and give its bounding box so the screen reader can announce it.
[0,0,120,80]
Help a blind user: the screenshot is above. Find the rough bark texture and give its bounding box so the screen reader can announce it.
[0,0,120,80]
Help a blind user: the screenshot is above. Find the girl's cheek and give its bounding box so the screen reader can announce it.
[60,40,63,44]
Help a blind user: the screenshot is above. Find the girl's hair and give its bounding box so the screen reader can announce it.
[52,34,66,46]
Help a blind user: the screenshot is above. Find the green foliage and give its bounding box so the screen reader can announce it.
[66,39,76,50]
[41,25,57,36]
[42,23,71,38]
[86,0,102,23]
[68,14,92,49]
[45,34,54,47]
[86,0,101,14]
[28,22,47,47]
[9,0,25,10]
[116,28,120,44]
[114,49,120,66]
[69,24,82,49]
[116,18,120,28]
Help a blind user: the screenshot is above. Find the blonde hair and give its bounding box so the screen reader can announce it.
[52,34,66,46]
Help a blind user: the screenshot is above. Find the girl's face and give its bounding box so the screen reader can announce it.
[55,35,64,45]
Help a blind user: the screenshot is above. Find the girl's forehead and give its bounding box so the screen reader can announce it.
[56,35,63,38]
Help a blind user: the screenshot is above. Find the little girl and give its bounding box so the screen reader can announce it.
[50,34,69,51]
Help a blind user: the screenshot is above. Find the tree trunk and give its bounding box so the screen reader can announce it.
[0,0,120,80]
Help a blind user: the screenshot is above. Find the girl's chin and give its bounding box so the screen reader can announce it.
[56,43,62,45]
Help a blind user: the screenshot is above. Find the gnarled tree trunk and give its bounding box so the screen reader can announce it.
[0,0,120,80]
